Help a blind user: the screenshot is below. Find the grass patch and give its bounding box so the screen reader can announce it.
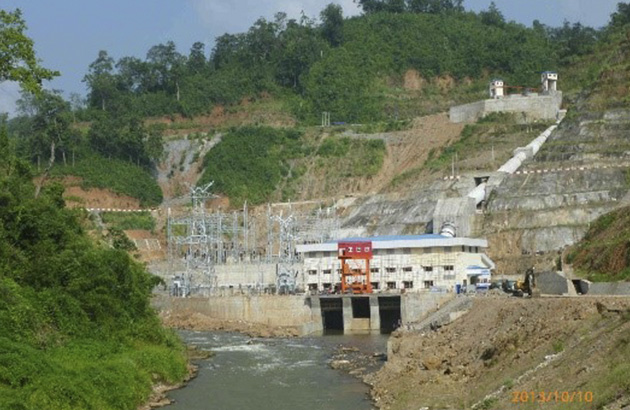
[52,155,163,207]
[552,340,565,353]
[101,212,155,231]
[199,126,386,206]
[570,205,630,282]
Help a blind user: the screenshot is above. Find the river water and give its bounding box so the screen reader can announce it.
[165,331,388,410]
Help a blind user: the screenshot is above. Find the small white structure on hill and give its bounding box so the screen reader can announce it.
[541,71,558,93]
[450,71,562,123]
[489,79,504,99]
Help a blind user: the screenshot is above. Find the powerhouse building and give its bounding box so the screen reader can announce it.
[296,234,495,293]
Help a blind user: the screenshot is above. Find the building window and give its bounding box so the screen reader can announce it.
[336,269,342,275]
[444,247,452,253]
[423,266,433,273]
[386,281,397,289]
[475,247,479,253]
[323,269,332,275]
[316,251,323,258]
[387,249,395,255]
[423,247,432,254]
[403,266,413,272]
[308,269,318,275]
[308,284,318,291]
[462,246,466,252]
[323,283,332,290]
[370,267,380,273]
[371,282,380,290]
[444,265,454,272]
[402,248,411,255]
[385,267,396,273]
[403,281,414,289]
[423,280,434,289]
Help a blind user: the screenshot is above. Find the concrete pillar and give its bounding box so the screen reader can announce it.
[370,295,381,332]
[309,296,324,334]
[400,294,408,325]
[342,297,353,334]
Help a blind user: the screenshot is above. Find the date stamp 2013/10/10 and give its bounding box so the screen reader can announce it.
[511,391,593,403]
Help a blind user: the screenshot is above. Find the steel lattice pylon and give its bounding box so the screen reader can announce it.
[169,183,218,296]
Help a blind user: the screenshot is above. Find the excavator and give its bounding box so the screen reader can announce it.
[514,267,539,297]
[502,267,539,297]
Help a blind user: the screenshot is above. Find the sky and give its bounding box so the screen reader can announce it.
[0,0,623,116]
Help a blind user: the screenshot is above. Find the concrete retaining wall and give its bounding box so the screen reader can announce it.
[580,281,630,295]
[537,271,570,295]
[449,93,562,124]
[154,294,320,334]
[401,292,455,324]
[215,263,278,288]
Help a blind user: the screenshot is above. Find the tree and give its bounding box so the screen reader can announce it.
[187,41,207,75]
[16,89,71,196]
[408,0,464,14]
[0,8,58,93]
[146,41,186,101]
[480,2,505,27]
[276,18,328,91]
[116,56,149,94]
[609,2,630,30]
[83,50,117,111]
[320,3,344,46]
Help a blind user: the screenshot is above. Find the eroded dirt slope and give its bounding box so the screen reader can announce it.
[368,296,630,410]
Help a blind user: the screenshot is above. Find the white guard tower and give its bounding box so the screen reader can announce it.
[541,71,558,93]
[489,79,504,99]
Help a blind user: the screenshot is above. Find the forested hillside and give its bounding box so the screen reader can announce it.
[75,1,597,123]
[5,1,611,207]
[0,9,188,409]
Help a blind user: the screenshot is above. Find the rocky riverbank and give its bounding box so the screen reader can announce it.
[139,346,214,409]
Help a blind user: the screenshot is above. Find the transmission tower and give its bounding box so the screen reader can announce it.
[171,182,218,296]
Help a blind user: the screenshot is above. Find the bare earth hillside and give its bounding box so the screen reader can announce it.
[368,296,630,410]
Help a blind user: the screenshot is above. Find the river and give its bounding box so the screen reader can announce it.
[165,331,388,410]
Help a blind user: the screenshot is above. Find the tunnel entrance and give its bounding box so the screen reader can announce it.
[351,297,370,318]
[572,279,584,295]
[378,296,401,334]
[320,298,344,334]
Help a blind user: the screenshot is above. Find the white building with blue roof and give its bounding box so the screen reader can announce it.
[296,234,495,293]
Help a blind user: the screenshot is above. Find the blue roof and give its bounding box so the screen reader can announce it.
[327,234,448,243]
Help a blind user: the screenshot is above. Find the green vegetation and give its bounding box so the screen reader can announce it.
[72,2,590,124]
[51,156,163,207]
[568,205,630,282]
[102,211,156,231]
[199,126,306,206]
[198,127,386,205]
[0,18,185,405]
[316,136,386,177]
[0,130,187,409]
[0,9,59,92]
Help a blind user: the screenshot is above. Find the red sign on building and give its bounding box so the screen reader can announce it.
[337,241,373,259]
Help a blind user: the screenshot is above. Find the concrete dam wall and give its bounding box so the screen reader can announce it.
[155,292,454,335]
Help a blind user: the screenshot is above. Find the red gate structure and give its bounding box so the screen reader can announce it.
[338,241,373,294]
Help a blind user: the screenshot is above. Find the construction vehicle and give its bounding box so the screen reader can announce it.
[513,267,538,297]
